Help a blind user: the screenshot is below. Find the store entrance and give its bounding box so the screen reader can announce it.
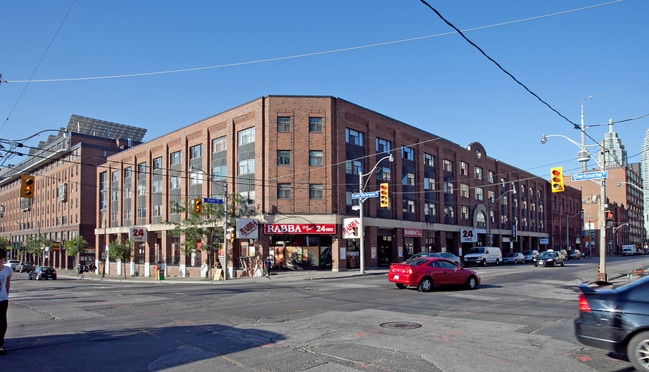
[377,235,393,266]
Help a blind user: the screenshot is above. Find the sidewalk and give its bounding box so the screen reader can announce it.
[61,267,390,284]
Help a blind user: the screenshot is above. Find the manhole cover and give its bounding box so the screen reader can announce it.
[379,322,422,330]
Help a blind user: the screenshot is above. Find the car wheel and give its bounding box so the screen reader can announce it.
[495,259,500,266]
[481,259,487,267]
[465,276,478,290]
[628,331,649,371]
[561,260,565,267]
[53,276,57,280]
[418,278,433,292]
[36,276,41,280]
[395,283,406,289]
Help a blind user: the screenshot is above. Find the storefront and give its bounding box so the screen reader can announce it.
[264,223,335,270]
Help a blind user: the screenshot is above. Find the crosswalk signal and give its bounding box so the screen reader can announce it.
[550,167,564,193]
[229,232,235,242]
[379,183,389,208]
[193,198,203,214]
[20,175,35,198]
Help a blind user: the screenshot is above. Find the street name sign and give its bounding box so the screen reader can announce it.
[571,171,608,182]
[351,191,379,199]
[203,197,224,204]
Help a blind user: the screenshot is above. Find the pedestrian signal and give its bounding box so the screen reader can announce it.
[229,232,235,242]
[550,167,564,193]
[20,175,35,198]
[379,183,389,208]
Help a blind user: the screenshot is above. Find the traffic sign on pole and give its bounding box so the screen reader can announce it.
[203,197,224,204]
[570,171,608,182]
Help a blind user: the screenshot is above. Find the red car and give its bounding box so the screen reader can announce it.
[388,257,480,292]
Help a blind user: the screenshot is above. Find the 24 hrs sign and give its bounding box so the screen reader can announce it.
[129,227,147,242]
[460,227,477,243]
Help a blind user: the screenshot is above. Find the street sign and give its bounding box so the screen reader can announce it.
[351,191,379,199]
[571,171,608,182]
[203,197,224,204]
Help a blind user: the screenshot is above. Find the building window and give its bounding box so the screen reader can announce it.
[123,209,131,220]
[424,202,436,216]
[190,144,202,159]
[153,157,162,170]
[377,166,391,181]
[238,127,255,146]
[278,150,291,166]
[124,167,132,178]
[402,173,415,186]
[137,207,146,218]
[170,175,181,190]
[474,166,483,180]
[309,151,323,166]
[277,117,291,132]
[137,183,146,196]
[346,160,362,175]
[138,162,147,175]
[460,183,469,198]
[376,138,391,154]
[424,177,436,191]
[460,161,469,176]
[112,171,119,182]
[402,146,414,161]
[190,169,202,185]
[213,137,226,152]
[444,206,455,218]
[212,165,226,181]
[488,170,495,183]
[309,117,323,132]
[170,151,181,165]
[153,205,162,217]
[403,200,415,213]
[444,182,454,194]
[475,187,483,201]
[345,128,364,146]
[238,159,255,175]
[309,184,323,199]
[443,159,453,172]
[278,184,291,199]
[424,153,435,167]
[152,179,162,193]
[462,205,471,219]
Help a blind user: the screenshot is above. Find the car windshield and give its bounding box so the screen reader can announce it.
[467,248,485,254]
[539,252,554,257]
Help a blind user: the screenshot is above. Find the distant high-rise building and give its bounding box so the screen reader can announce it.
[641,129,649,240]
[599,119,628,168]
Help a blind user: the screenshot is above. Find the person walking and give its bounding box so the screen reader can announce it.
[0,248,12,355]
[264,256,272,279]
[77,262,85,280]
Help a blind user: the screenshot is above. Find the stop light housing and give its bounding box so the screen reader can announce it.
[550,167,564,193]
[193,198,203,214]
[229,232,235,242]
[20,175,35,198]
[379,183,389,208]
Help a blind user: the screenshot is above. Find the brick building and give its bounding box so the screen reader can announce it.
[95,95,579,278]
[0,115,145,267]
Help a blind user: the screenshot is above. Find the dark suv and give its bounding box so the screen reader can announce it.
[574,276,649,370]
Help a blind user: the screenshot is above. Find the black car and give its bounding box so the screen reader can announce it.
[28,266,58,280]
[533,251,565,267]
[574,276,649,371]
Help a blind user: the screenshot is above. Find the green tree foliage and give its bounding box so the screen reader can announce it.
[167,194,256,269]
[0,236,9,251]
[65,235,88,267]
[108,239,133,279]
[24,234,52,260]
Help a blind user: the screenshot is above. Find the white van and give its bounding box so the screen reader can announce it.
[463,247,503,266]
[622,245,637,256]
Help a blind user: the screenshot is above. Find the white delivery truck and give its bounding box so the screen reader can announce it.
[622,245,637,256]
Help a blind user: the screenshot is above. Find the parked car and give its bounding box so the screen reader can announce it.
[522,250,539,263]
[567,249,582,260]
[16,261,35,273]
[28,266,57,280]
[575,276,649,371]
[388,256,480,292]
[502,252,525,264]
[6,259,20,271]
[533,251,565,267]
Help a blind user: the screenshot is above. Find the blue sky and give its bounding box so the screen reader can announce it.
[1,0,647,178]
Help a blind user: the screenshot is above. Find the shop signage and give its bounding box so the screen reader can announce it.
[130,227,147,242]
[342,218,360,239]
[404,228,422,237]
[264,223,336,235]
[236,218,259,239]
[460,227,477,243]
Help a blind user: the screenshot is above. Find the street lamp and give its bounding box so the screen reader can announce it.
[541,103,608,280]
[358,153,394,274]
[487,183,516,247]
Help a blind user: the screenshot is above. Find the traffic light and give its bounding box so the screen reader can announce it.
[606,211,614,227]
[550,167,564,193]
[229,232,235,242]
[20,175,35,198]
[193,198,203,214]
[379,183,389,208]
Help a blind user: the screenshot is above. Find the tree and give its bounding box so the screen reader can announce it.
[65,235,88,268]
[108,239,133,279]
[167,194,256,274]
[0,237,9,251]
[24,234,52,265]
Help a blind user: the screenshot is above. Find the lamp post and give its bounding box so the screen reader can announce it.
[487,184,516,247]
[541,102,608,280]
[565,210,583,251]
[613,223,630,249]
[358,153,393,274]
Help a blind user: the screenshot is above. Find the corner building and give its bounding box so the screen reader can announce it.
[96,95,567,277]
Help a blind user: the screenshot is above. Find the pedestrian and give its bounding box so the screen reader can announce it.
[77,262,84,280]
[0,248,12,355]
[264,255,272,279]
